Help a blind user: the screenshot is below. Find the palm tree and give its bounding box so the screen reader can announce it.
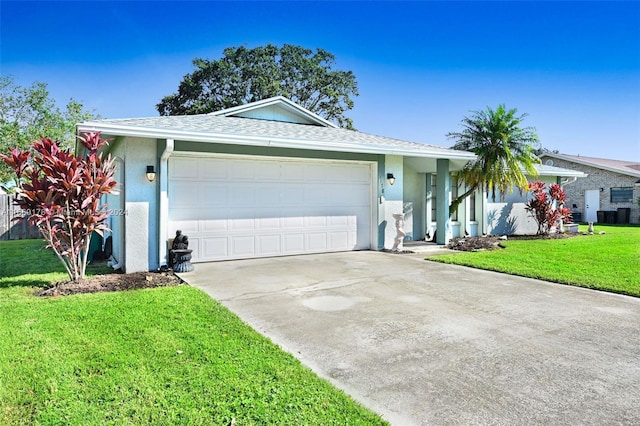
[447,104,541,216]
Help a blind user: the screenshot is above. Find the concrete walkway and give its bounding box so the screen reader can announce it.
[179,251,640,425]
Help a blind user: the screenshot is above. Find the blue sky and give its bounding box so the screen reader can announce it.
[2,1,639,160]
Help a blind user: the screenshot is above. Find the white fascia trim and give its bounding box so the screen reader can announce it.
[535,170,588,178]
[77,122,476,161]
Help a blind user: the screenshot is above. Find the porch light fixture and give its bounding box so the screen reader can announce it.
[146,165,156,182]
[387,173,396,186]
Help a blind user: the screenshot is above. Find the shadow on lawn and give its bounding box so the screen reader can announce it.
[1,262,113,289]
[0,276,59,289]
[1,240,113,288]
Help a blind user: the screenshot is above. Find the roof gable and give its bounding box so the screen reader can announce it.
[540,153,640,178]
[208,96,338,128]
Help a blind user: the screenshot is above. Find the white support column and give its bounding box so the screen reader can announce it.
[158,139,174,267]
[436,159,451,245]
[383,155,404,249]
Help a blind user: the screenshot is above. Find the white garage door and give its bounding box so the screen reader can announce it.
[168,155,373,262]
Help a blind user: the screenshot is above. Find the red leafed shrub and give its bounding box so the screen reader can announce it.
[1,133,117,281]
[524,180,572,235]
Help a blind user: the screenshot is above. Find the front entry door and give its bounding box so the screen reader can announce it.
[585,189,600,222]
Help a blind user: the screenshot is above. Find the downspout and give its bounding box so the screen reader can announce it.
[158,138,174,268]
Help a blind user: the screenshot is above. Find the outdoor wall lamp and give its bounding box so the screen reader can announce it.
[146,165,156,182]
[387,173,396,186]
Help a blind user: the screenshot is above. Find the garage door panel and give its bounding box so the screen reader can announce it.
[202,237,228,258]
[229,185,255,206]
[329,231,349,248]
[256,210,281,229]
[256,186,280,204]
[282,213,305,228]
[307,233,328,251]
[167,217,199,234]
[304,164,327,181]
[258,234,281,255]
[201,183,227,206]
[231,235,255,256]
[229,217,256,231]
[230,160,255,180]
[307,215,327,227]
[281,184,305,204]
[337,185,371,205]
[201,159,228,179]
[256,162,281,180]
[169,156,372,262]
[283,233,305,253]
[304,185,327,205]
[201,218,228,232]
[281,163,306,180]
[170,182,196,205]
[170,158,198,179]
[329,215,349,226]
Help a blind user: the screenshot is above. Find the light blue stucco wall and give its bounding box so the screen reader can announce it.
[105,136,159,272]
[403,163,426,241]
[486,176,557,235]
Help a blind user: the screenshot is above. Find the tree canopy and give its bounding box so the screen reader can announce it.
[157,44,359,129]
[0,76,96,185]
[448,104,541,214]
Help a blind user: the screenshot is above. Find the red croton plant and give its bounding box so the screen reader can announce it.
[524,180,572,235]
[1,132,117,281]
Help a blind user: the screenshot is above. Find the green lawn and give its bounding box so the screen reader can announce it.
[431,224,640,297]
[0,239,386,425]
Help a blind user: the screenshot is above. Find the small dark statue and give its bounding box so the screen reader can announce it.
[170,230,194,272]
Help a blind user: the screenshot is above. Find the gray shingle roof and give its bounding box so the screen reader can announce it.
[79,114,475,159]
[541,153,640,178]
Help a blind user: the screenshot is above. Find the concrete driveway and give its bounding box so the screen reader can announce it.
[180,251,640,425]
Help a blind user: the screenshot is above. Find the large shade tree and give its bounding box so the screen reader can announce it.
[157,44,359,129]
[0,76,96,186]
[447,104,541,215]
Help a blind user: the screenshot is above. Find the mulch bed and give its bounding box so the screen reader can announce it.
[448,233,581,252]
[36,270,184,297]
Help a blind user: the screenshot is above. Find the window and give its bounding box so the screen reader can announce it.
[469,192,476,221]
[451,178,458,221]
[610,187,633,203]
[430,174,437,220]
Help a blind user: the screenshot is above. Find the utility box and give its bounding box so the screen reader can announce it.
[571,211,583,223]
[617,208,630,224]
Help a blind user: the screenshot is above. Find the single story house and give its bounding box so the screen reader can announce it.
[77,97,583,272]
[539,153,640,224]
[78,97,481,272]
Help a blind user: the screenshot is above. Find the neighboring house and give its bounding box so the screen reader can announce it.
[540,153,640,224]
[78,96,478,272]
[486,165,586,235]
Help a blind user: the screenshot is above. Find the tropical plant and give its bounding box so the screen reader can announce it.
[447,104,541,216]
[157,44,359,129]
[0,76,96,185]
[0,133,117,281]
[524,180,572,235]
